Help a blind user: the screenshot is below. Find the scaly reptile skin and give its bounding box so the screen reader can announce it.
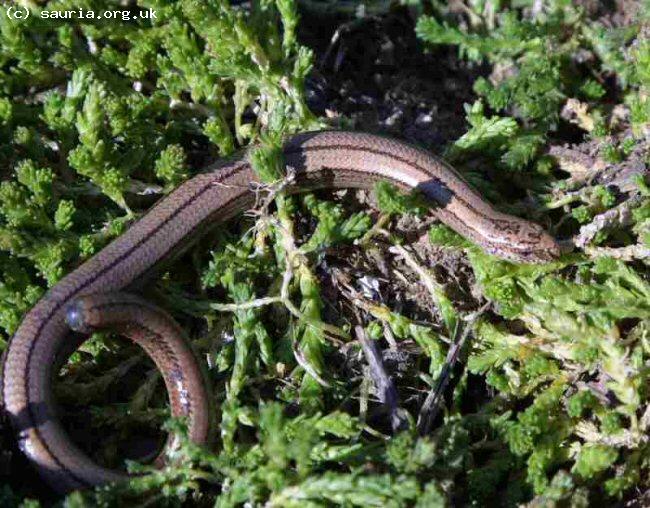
[0,131,560,492]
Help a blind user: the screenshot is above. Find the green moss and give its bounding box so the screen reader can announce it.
[572,444,618,479]
[0,0,648,505]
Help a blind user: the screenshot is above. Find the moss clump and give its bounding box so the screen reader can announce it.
[0,1,648,506]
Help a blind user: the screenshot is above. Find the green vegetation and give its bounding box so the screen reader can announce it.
[0,0,649,506]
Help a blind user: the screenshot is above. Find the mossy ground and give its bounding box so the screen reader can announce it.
[0,1,649,506]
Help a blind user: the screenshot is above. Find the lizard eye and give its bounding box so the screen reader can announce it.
[524,225,543,242]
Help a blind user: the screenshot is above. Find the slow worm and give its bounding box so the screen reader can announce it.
[0,131,560,492]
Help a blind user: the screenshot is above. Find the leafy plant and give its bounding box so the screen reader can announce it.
[0,0,648,506]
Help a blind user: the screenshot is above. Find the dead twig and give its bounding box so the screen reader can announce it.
[354,325,408,433]
[583,243,650,261]
[417,302,490,435]
[575,195,644,248]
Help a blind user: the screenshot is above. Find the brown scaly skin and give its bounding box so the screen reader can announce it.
[0,131,560,492]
